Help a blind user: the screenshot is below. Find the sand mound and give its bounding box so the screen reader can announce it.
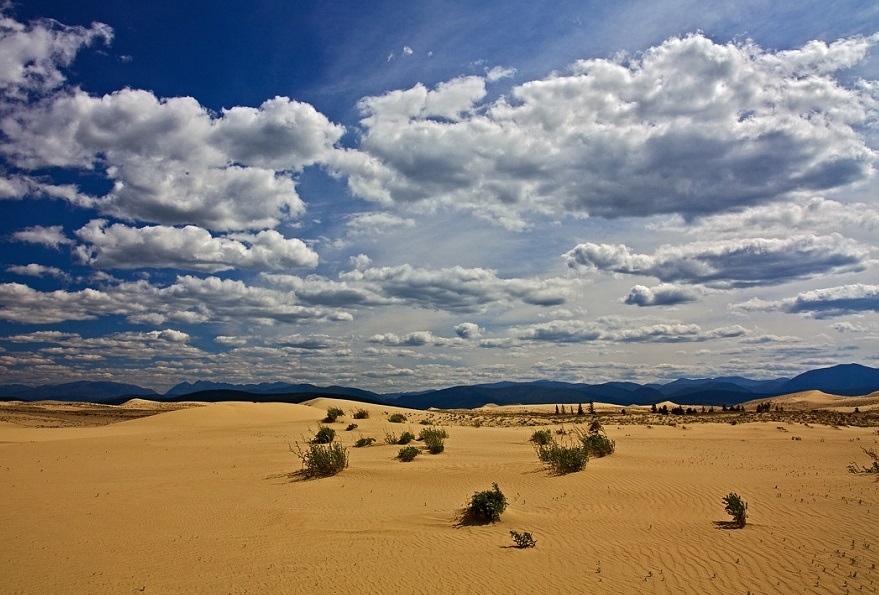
[301,396,423,417]
[121,401,323,427]
[742,390,879,412]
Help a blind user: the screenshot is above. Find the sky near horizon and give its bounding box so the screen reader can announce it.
[1,0,878,393]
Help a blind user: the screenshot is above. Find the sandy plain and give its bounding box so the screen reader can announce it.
[1,397,878,594]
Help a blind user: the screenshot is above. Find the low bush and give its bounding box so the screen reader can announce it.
[388,413,407,423]
[419,426,447,454]
[354,436,375,447]
[469,483,507,522]
[530,429,553,446]
[398,431,416,445]
[722,492,748,528]
[397,445,420,462]
[323,407,344,423]
[352,408,370,420]
[312,425,336,444]
[510,530,536,548]
[576,422,615,458]
[292,442,348,478]
[535,439,588,474]
[418,426,448,440]
[345,423,358,431]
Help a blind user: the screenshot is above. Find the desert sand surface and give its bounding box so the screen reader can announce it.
[741,390,879,413]
[2,399,879,594]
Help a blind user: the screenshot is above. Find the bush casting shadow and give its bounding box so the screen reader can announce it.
[290,442,348,478]
[464,483,507,524]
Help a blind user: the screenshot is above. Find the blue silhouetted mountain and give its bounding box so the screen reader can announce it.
[164,381,384,403]
[391,381,665,409]
[0,384,31,398]
[2,381,157,402]
[2,363,878,408]
[777,363,879,396]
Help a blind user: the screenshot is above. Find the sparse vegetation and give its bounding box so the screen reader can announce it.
[292,442,348,478]
[722,492,748,528]
[312,425,336,444]
[510,530,536,548]
[397,445,420,462]
[469,483,507,522]
[388,413,407,423]
[398,431,416,445]
[535,439,589,474]
[345,423,358,431]
[419,426,447,454]
[576,421,615,458]
[352,408,370,419]
[354,436,375,447]
[323,407,344,423]
[848,448,879,474]
[529,429,553,446]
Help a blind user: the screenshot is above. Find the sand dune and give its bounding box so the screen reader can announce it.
[742,390,879,412]
[2,400,878,594]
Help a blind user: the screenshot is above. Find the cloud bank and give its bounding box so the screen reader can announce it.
[335,34,877,227]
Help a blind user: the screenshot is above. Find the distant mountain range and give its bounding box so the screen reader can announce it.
[2,363,878,409]
[0,381,157,402]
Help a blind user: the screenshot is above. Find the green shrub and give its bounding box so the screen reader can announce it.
[469,483,507,522]
[384,430,399,445]
[292,442,348,478]
[576,423,615,458]
[352,408,370,419]
[530,429,553,446]
[510,530,536,548]
[397,445,420,462]
[388,413,407,423]
[398,431,416,445]
[535,440,588,474]
[581,434,616,459]
[312,425,336,444]
[419,418,433,425]
[419,426,447,454]
[722,492,748,528]
[323,407,344,423]
[418,426,448,440]
[345,423,358,431]
[354,436,375,447]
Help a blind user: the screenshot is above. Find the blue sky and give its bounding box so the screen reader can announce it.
[1,0,878,392]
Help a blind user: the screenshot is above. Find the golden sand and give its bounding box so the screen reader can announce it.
[1,398,878,593]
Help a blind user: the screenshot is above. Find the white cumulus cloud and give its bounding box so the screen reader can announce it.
[74,220,318,272]
[0,11,112,99]
[565,235,867,288]
[2,90,344,230]
[333,34,877,227]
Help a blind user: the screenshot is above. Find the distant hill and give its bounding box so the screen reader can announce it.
[164,380,381,402]
[2,363,877,409]
[777,364,879,397]
[389,364,879,409]
[154,388,389,407]
[0,384,31,398]
[1,381,157,402]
